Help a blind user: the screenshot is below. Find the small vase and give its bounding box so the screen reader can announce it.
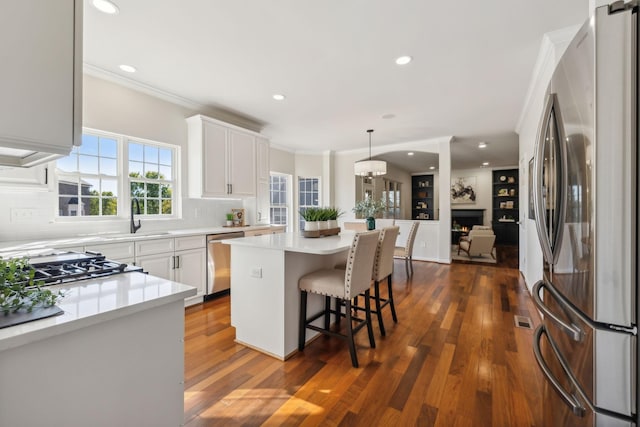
[327,219,338,229]
[318,220,329,230]
[226,220,233,226]
[366,217,375,230]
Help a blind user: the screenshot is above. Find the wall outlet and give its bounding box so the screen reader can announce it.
[250,267,262,278]
[10,208,37,222]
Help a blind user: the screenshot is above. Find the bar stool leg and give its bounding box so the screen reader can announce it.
[344,300,358,368]
[388,275,397,323]
[298,290,308,351]
[324,295,331,330]
[364,290,376,349]
[374,281,386,336]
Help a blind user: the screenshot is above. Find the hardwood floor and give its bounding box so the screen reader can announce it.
[184,257,543,426]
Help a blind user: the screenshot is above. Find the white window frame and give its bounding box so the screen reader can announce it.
[269,173,291,231]
[297,176,321,231]
[53,128,180,221]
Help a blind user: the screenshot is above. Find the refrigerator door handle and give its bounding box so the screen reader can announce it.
[533,325,588,417]
[533,93,556,264]
[550,95,568,265]
[532,280,584,342]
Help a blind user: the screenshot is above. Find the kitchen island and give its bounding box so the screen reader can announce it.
[0,272,195,427]
[225,231,355,359]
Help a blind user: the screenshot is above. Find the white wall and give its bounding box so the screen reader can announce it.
[0,75,259,241]
[270,146,295,175]
[516,26,580,290]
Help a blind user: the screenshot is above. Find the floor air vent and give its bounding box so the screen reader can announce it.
[514,315,533,329]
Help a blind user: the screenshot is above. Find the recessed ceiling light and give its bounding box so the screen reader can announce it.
[429,166,436,170]
[92,0,119,14]
[119,64,136,73]
[382,113,396,119]
[478,142,487,148]
[272,94,286,101]
[482,162,490,166]
[395,56,412,65]
[407,152,414,156]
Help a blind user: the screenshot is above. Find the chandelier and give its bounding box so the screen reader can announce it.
[354,129,387,176]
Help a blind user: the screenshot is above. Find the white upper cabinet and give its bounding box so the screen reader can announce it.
[256,137,270,183]
[0,0,82,167]
[187,115,257,198]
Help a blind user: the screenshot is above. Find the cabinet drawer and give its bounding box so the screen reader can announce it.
[174,235,206,251]
[85,241,135,260]
[135,238,174,256]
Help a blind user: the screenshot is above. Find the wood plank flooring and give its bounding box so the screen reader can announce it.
[183,256,543,426]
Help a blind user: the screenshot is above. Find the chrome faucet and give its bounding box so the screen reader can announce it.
[130,198,142,234]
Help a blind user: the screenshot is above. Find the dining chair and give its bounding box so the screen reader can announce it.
[298,230,380,368]
[374,218,395,229]
[394,221,419,276]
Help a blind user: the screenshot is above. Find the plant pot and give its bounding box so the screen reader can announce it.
[366,217,376,230]
[327,219,338,229]
[226,220,233,226]
[304,221,319,231]
[318,220,329,230]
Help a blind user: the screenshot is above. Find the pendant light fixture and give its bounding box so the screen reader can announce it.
[354,129,387,176]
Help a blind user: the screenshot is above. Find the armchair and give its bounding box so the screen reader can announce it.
[458,227,496,259]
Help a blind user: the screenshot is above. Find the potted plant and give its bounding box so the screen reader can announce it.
[299,207,320,231]
[325,207,344,229]
[226,213,234,226]
[0,257,64,315]
[352,198,386,230]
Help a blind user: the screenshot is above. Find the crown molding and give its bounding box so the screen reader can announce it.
[83,63,264,133]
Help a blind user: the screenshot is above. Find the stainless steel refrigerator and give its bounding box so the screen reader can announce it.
[531,2,638,426]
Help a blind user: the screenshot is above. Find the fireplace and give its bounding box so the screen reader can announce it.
[451,209,485,232]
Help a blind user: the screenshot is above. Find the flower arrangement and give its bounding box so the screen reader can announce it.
[352,198,386,219]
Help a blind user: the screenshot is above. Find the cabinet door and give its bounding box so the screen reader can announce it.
[136,253,174,281]
[256,180,270,224]
[228,130,256,196]
[174,248,206,297]
[256,137,270,183]
[135,238,175,257]
[202,121,229,197]
[0,0,81,158]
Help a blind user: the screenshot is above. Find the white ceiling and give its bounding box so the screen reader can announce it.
[83,0,588,170]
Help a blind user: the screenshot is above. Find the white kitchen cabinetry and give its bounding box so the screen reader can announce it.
[134,236,206,306]
[0,165,48,190]
[255,137,271,224]
[187,115,258,198]
[243,226,285,237]
[0,0,82,167]
[85,241,135,265]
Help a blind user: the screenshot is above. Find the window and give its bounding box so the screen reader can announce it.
[382,179,401,218]
[55,130,177,218]
[128,141,174,215]
[57,134,119,216]
[298,177,320,231]
[270,174,289,228]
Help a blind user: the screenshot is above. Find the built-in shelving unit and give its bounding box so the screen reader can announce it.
[492,169,519,245]
[411,175,434,220]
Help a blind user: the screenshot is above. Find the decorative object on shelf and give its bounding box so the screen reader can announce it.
[499,175,507,182]
[232,208,245,226]
[354,129,386,177]
[497,188,509,196]
[352,197,386,230]
[507,176,516,184]
[226,213,234,226]
[509,189,516,196]
[506,201,514,209]
[500,201,506,209]
[451,176,477,204]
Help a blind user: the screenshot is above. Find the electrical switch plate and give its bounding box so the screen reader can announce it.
[250,267,262,278]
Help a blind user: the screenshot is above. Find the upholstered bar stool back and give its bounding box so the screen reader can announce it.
[298,230,380,368]
[394,221,419,276]
[371,226,400,335]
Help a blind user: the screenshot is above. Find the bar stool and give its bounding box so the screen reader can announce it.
[336,226,400,336]
[298,230,380,368]
[394,221,419,276]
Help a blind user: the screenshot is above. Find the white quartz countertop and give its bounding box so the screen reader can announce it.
[0,272,196,352]
[0,225,278,257]
[223,231,357,255]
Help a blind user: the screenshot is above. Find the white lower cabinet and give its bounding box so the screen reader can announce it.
[134,235,206,306]
[85,241,136,265]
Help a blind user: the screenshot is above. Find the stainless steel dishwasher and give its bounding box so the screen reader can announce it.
[206,231,244,297]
